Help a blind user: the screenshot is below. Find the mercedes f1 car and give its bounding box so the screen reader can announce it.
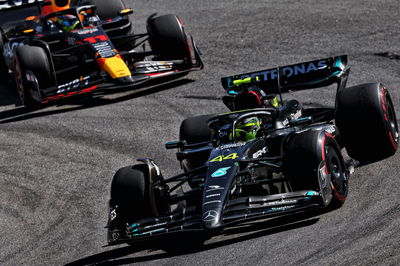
[0,0,203,108]
[106,55,398,245]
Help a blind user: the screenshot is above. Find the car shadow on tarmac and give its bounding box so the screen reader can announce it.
[66,211,323,266]
[0,77,194,124]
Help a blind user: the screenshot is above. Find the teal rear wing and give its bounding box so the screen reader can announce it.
[221,55,349,95]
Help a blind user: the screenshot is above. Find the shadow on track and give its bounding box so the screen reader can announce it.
[0,80,19,107]
[66,212,321,266]
[0,78,194,124]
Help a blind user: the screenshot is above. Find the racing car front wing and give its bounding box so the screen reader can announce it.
[39,63,201,102]
[107,190,322,245]
[26,38,203,104]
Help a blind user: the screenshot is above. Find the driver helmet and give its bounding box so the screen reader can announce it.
[57,14,80,31]
[230,117,261,142]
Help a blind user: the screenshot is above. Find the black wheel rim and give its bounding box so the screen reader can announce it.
[325,146,348,198]
[13,58,25,103]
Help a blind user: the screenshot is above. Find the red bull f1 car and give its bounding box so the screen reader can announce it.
[106,55,398,246]
[0,0,203,108]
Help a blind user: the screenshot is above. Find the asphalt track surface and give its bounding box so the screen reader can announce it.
[1,0,400,265]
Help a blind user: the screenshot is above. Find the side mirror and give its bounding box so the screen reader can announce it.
[119,8,133,16]
[165,140,186,149]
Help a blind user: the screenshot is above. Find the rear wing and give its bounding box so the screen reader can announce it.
[221,55,349,94]
[0,0,44,11]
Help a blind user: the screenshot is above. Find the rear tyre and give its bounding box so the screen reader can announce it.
[179,114,214,174]
[13,45,51,109]
[147,14,191,61]
[336,83,398,163]
[180,114,214,144]
[284,130,348,208]
[81,0,126,19]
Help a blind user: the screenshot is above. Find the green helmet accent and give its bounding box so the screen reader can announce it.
[269,96,279,108]
[57,14,80,31]
[230,117,261,142]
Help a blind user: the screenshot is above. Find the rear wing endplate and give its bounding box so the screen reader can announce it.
[221,55,349,94]
[0,0,44,11]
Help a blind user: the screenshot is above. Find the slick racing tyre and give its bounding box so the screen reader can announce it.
[179,114,214,174]
[283,130,348,209]
[13,45,51,109]
[80,0,126,19]
[180,114,214,144]
[147,14,191,61]
[110,164,155,228]
[336,83,399,164]
[108,164,170,244]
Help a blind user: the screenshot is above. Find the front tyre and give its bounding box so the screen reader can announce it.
[336,83,398,164]
[108,164,155,243]
[284,130,348,209]
[147,14,191,61]
[109,165,154,226]
[13,45,51,109]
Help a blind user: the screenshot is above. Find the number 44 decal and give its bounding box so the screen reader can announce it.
[209,153,239,162]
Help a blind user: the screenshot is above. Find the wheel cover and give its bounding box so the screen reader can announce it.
[325,146,348,201]
[13,58,25,103]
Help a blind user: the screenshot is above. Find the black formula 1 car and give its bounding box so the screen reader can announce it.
[106,55,398,245]
[0,0,202,108]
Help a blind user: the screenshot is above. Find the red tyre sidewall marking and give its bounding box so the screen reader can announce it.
[323,132,346,202]
[381,86,398,150]
[177,16,192,60]
[248,91,262,107]
[321,134,328,175]
[13,57,25,102]
[321,132,334,175]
